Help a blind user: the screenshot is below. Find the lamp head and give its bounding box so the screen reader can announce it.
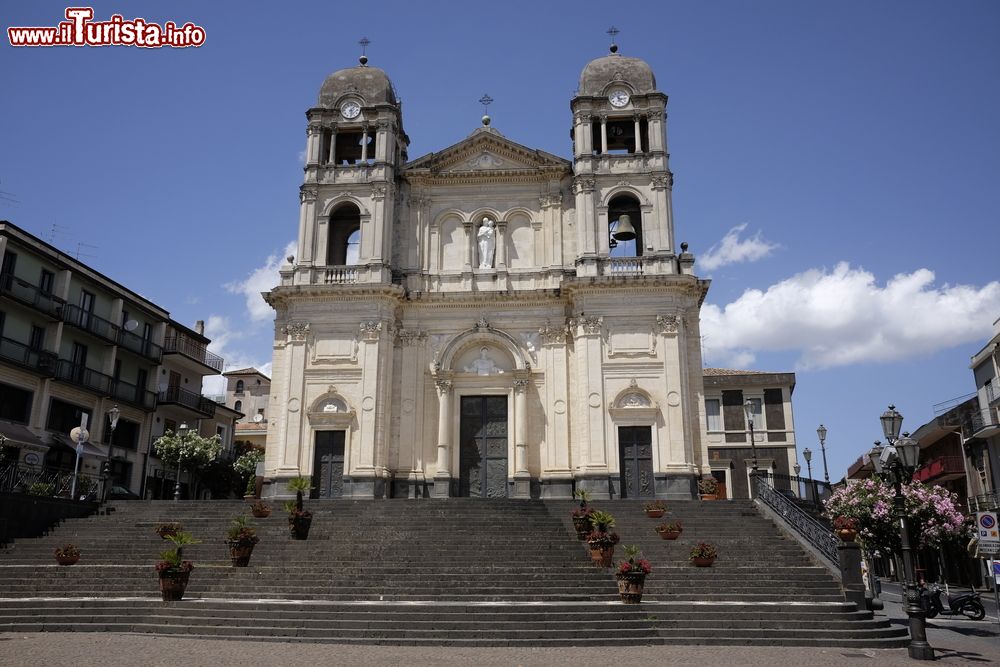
[868,441,885,475]
[816,423,827,444]
[743,398,755,424]
[896,432,921,472]
[803,447,812,463]
[880,404,903,443]
[108,404,120,430]
[793,463,801,475]
[177,422,189,437]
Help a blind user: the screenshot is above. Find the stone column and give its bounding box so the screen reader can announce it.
[538,322,572,497]
[463,221,474,269]
[496,220,508,269]
[327,125,337,165]
[633,114,643,153]
[600,115,608,154]
[360,125,369,163]
[306,125,321,166]
[573,315,610,498]
[432,377,452,498]
[512,376,531,498]
[278,321,309,474]
[297,187,318,266]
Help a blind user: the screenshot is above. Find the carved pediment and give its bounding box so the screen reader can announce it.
[405,128,570,178]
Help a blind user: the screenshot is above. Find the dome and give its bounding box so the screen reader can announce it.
[578,53,656,97]
[317,64,397,108]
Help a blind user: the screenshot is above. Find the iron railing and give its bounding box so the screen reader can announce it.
[968,493,1000,512]
[163,335,222,372]
[0,462,100,498]
[54,359,112,394]
[61,303,120,345]
[964,408,1000,438]
[0,273,65,319]
[158,385,217,418]
[754,473,839,567]
[118,328,162,363]
[0,336,58,375]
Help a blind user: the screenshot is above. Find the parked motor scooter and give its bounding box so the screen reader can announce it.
[919,583,986,620]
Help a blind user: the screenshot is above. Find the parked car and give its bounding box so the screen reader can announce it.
[108,485,140,500]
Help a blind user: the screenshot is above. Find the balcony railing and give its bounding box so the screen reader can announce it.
[163,335,223,372]
[61,303,119,345]
[323,266,359,284]
[118,328,162,363]
[913,455,966,483]
[54,359,111,395]
[599,256,645,276]
[109,377,157,411]
[968,493,1000,512]
[0,336,57,376]
[0,273,65,319]
[0,462,100,498]
[158,385,216,418]
[964,408,1000,439]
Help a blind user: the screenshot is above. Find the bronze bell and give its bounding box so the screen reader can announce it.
[612,214,636,241]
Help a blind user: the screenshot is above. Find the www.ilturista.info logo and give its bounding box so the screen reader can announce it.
[7,7,206,48]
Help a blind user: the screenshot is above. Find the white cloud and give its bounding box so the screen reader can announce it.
[699,224,779,271]
[225,241,297,322]
[701,262,1000,370]
[201,315,274,395]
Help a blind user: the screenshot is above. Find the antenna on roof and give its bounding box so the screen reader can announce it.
[74,241,98,261]
[607,26,620,54]
[358,37,370,66]
[0,180,19,207]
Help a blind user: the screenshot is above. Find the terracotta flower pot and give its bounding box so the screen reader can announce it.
[645,509,665,518]
[699,494,718,501]
[227,541,256,567]
[158,570,190,601]
[55,554,79,566]
[589,543,615,568]
[691,556,716,567]
[251,508,271,519]
[616,572,646,604]
[657,529,681,540]
[572,515,592,540]
[836,528,857,543]
[289,514,312,540]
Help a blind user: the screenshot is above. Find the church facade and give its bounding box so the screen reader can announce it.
[263,47,791,500]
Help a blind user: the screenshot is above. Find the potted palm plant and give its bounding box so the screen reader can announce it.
[644,500,667,518]
[54,544,80,566]
[655,520,683,540]
[586,509,620,568]
[155,531,200,601]
[285,477,313,540]
[698,477,719,500]
[571,489,593,540]
[689,541,718,567]
[615,545,652,604]
[225,515,259,567]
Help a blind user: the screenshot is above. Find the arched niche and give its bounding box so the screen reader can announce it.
[437,326,530,373]
[307,393,356,427]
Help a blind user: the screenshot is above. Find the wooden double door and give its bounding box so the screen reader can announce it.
[458,395,508,498]
[311,430,345,499]
[618,426,654,498]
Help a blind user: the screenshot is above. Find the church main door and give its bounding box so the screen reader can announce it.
[618,426,654,498]
[459,396,508,498]
[311,430,345,499]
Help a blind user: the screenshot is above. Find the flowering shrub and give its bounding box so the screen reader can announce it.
[616,545,652,576]
[656,520,683,533]
[54,544,80,558]
[233,448,264,479]
[832,516,858,531]
[587,530,621,548]
[690,542,718,560]
[824,478,966,554]
[644,500,667,512]
[572,505,594,520]
[155,559,194,573]
[698,477,719,494]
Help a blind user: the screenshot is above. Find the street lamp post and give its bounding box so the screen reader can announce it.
[817,423,830,484]
[743,398,759,472]
[793,463,802,498]
[803,447,817,508]
[173,422,188,501]
[868,405,934,661]
[102,404,120,503]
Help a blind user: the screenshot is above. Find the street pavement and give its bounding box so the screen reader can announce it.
[1,591,998,666]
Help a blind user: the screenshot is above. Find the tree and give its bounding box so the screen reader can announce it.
[153,430,222,497]
[824,477,967,557]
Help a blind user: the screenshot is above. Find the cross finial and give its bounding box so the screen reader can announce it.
[607,26,620,53]
[358,37,371,65]
[479,94,494,114]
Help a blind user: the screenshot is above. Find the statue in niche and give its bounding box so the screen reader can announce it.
[477,218,496,269]
[464,347,503,375]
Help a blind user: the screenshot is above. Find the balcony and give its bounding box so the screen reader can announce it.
[108,378,157,411]
[53,359,111,395]
[968,493,1000,512]
[913,455,966,483]
[118,328,162,364]
[61,303,120,346]
[0,273,65,319]
[0,336,57,376]
[157,385,216,418]
[965,408,1000,439]
[163,335,223,373]
[600,257,644,276]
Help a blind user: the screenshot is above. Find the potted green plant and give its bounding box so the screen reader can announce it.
[225,515,259,567]
[586,509,619,568]
[155,531,200,601]
[615,544,652,603]
[155,522,182,540]
[655,520,683,540]
[249,500,271,518]
[54,544,80,566]
[698,477,719,500]
[689,541,718,567]
[285,477,313,540]
[644,500,667,518]
[832,516,858,542]
[571,489,593,540]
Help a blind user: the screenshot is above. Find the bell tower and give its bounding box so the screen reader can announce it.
[570,34,677,277]
[293,46,408,286]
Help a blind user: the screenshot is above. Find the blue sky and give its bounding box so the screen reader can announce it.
[3,1,999,483]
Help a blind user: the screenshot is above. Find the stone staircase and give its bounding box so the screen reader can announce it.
[0,498,907,647]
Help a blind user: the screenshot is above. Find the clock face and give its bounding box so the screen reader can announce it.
[609,89,630,108]
[340,101,361,119]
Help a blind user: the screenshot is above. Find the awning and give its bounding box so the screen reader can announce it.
[48,434,109,459]
[0,420,45,448]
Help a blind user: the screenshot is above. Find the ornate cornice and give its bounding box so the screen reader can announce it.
[285,321,310,341]
[656,314,680,334]
[359,320,383,341]
[538,321,569,345]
